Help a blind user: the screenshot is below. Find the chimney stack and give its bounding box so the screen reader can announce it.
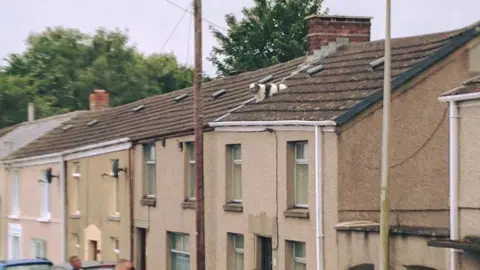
[89,89,110,111]
[306,15,372,55]
[28,103,35,122]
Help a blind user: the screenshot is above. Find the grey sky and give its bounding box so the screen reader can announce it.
[0,0,478,75]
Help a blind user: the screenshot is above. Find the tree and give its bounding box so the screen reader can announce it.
[209,0,328,76]
[0,27,194,128]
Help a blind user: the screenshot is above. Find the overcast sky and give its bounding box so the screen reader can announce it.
[0,0,478,75]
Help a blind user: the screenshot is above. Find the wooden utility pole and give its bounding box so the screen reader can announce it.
[193,0,205,269]
[379,0,392,269]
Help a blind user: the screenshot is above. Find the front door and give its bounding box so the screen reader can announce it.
[259,236,272,270]
[89,240,98,261]
[137,228,147,270]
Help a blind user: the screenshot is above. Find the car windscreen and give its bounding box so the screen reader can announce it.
[6,265,52,270]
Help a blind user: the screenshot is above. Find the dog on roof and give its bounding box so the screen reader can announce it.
[249,83,287,102]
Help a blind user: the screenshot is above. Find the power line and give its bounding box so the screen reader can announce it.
[161,1,192,52]
[164,0,227,31]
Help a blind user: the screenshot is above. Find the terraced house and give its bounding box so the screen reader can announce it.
[0,105,83,263]
[3,13,480,270]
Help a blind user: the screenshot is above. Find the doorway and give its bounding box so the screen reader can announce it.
[137,228,147,270]
[89,240,98,261]
[258,236,272,270]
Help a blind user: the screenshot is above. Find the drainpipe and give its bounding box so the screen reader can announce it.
[60,155,67,262]
[314,125,325,270]
[449,101,459,270]
[129,146,135,262]
[1,161,5,258]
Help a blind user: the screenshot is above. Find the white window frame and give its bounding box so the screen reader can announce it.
[186,143,195,200]
[112,237,120,260]
[111,159,120,216]
[73,233,80,255]
[40,170,51,221]
[10,170,20,217]
[169,232,190,269]
[8,223,22,259]
[30,238,47,258]
[229,145,242,203]
[293,241,306,268]
[232,234,244,270]
[72,163,81,215]
[294,142,308,208]
[144,144,156,198]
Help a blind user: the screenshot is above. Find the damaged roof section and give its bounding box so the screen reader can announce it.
[218,23,480,123]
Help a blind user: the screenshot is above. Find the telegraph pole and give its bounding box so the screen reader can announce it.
[379,0,392,269]
[193,0,205,269]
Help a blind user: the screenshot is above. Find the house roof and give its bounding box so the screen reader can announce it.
[7,21,480,161]
[217,22,480,125]
[440,75,480,97]
[0,111,84,160]
[7,57,307,160]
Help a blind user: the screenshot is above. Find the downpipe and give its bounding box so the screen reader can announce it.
[314,125,325,270]
[449,101,459,270]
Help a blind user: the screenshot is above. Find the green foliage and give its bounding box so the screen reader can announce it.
[0,27,194,128]
[209,0,328,76]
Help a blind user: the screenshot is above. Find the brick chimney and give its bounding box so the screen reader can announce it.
[89,89,109,111]
[306,15,372,55]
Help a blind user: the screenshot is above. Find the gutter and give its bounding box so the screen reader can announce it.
[439,92,480,103]
[209,120,333,270]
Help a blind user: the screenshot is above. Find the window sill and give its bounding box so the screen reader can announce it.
[223,202,243,213]
[141,196,157,207]
[284,208,309,219]
[37,215,52,223]
[8,214,20,220]
[108,214,121,222]
[70,212,81,219]
[181,200,196,210]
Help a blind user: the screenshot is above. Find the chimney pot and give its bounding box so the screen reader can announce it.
[28,103,35,122]
[89,89,110,111]
[306,14,372,55]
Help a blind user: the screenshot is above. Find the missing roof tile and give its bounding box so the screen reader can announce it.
[369,56,385,69]
[87,120,98,126]
[306,64,324,75]
[62,124,73,131]
[174,93,188,102]
[258,75,274,84]
[212,89,227,99]
[132,104,145,112]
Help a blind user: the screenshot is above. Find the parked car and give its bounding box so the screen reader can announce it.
[51,261,116,270]
[0,258,53,269]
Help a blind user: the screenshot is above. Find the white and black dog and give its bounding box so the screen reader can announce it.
[249,83,287,102]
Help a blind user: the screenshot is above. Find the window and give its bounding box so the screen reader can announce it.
[111,159,120,216]
[288,241,306,270]
[168,232,190,270]
[11,170,20,216]
[73,234,80,255]
[111,237,120,260]
[228,233,244,270]
[72,163,81,215]
[226,145,242,203]
[31,239,47,258]
[144,144,156,197]
[186,142,195,200]
[40,170,51,219]
[293,142,308,207]
[8,223,22,259]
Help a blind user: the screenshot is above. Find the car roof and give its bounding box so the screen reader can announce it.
[52,261,116,269]
[0,258,53,266]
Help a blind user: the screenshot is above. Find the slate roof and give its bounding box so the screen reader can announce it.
[218,22,480,124]
[7,57,307,160]
[7,21,480,161]
[440,75,480,96]
[0,111,84,160]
